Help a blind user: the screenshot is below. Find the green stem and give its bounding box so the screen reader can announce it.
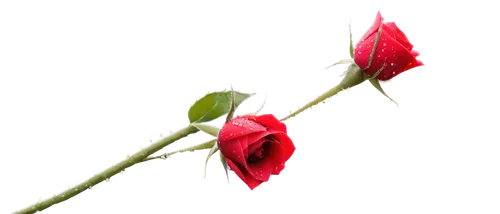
[281,64,367,121]
[140,139,216,163]
[14,125,199,214]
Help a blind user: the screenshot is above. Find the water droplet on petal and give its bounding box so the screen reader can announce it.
[357,51,362,54]
[383,43,386,46]
[391,63,394,66]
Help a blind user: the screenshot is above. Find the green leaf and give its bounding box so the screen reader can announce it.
[191,123,220,137]
[188,91,254,123]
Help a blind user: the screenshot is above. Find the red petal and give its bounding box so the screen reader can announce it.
[218,137,247,166]
[226,158,245,181]
[227,160,265,193]
[377,35,415,81]
[240,131,271,158]
[383,22,413,51]
[273,163,285,175]
[242,114,287,133]
[245,137,268,158]
[359,11,383,43]
[270,132,296,163]
[219,130,272,167]
[218,117,267,142]
[245,141,280,182]
[403,58,424,72]
[410,50,420,57]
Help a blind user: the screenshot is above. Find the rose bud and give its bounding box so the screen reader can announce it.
[217,114,295,190]
[353,11,423,81]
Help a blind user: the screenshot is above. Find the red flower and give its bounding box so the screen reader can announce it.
[353,11,423,81]
[217,114,295,190]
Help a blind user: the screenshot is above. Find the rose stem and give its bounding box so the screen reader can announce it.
[281,64,366,121]
[142,139,217,162]
[14,124,198,214]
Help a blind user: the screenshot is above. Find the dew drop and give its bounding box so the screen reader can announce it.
[238,124,242,127]
[370,39,373,42]
[250,127,254,130]
[391,63,394,66]
[229,133,234,136]
[383,43,386,46]
[357,51,362,54]
[382,49,385,52]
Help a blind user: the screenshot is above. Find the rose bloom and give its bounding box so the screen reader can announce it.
[217,114,295,190]
[353,11,423,81]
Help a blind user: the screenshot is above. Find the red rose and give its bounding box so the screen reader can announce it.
[217,114,295,190]
[353,11,423,81]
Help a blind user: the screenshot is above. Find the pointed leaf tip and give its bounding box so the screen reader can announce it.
[368,78,399,107]
[204,144,219,179]
[220,152,229,183]
[225,87,236,123]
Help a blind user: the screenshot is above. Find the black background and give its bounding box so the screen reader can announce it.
[3,3,439,213]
